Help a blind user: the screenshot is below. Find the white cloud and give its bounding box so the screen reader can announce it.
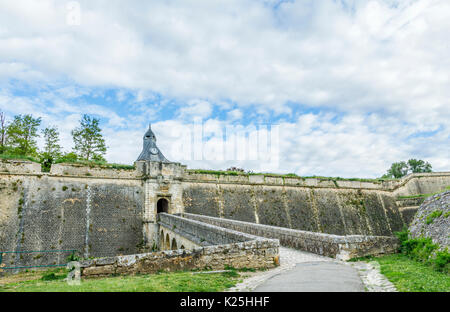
[0,0,449,176]
[0,0,447,120]
[176,99,213,120]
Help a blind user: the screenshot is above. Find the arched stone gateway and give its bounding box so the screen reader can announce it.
[157,198,169,214]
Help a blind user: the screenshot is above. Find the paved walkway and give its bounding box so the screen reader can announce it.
[228,247,396,292]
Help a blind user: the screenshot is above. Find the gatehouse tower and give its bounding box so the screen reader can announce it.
[135,124,186,249]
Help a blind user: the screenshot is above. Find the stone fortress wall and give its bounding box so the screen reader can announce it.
[0,161,144,270]
[182,171,450,236]
[1,159,449,270]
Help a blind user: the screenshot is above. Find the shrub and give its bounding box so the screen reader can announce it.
[40,269,67,281]
[66,252,80,262]
[433,249,450,273]
[425,210,443,225]
[394,228,450,273]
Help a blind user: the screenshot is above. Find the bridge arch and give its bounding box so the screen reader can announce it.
[165,234,170,250]
[171,238,178,250]
[160,230,165,249]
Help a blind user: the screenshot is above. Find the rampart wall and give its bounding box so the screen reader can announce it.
[0,161,144,271]
[182,172,450,236]
[1,159,448,270]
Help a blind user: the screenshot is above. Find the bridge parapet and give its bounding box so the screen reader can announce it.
[158,213,263,247]
[80,213,280,277]
[181,213,399,260]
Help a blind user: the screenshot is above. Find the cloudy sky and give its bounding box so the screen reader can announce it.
[0,0,449,178]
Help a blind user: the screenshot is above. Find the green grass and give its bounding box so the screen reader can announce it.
[0,153,39,163]
[0,268,240,292]
[372,254,450,292]
[426,210,443,224]
[53,158,135,170]
[398,186,450,200]
[0,153,134,170]
[187,169,394,183]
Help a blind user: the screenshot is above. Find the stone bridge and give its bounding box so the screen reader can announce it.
[80,212,280,277]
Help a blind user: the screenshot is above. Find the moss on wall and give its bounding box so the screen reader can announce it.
[221,185,256,222]
[0,175,144,268]
[337,191,372,235]
[285,188,318,232]
[254,186,290,228]
[363,193,391,236]
[182,184,220,217]
[380,194,404,232]
[312,189,346,235]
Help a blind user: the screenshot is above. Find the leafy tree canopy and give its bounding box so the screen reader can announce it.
[71,114,107,161]
[40,126,63,172]
[6,114,42,156]
[382,159,432,179]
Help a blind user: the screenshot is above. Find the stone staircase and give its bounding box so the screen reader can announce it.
[396,197,425,225]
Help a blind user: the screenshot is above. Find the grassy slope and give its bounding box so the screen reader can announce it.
[0,269,240,292]
[374,254,450,292]
[187,169,395,183]
[398,186,450,199]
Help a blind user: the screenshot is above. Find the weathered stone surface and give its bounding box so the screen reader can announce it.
[82,238,279,277]
[81,213,279,277]
[1,156,449,271]
[182,213,398,260]
[409,191,450,249]
[83,264,115,276]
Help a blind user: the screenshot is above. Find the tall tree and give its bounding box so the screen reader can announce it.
[40,126,62,171]
[407,159,432,173]
[42,126,62,158]
[0,112,7,153]
[6,114,42,156]
[382,159,433,179]
[71,114,107,161]
[385,161,409,179]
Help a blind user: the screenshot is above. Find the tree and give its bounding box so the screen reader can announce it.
[71,114,107,161]
[407,159,432,173]
[382,159,433,179]
[385,161,409,178]
[0,112,7,153]
[42,126,62,158]
[6,114,42,156]
[40,126,62,171]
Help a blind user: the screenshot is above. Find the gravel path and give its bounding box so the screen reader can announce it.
[228,247,396,292]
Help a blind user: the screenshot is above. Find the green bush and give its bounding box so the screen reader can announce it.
[394,228,449,274]
[0,153,39,163]
[40,269,67,281]
[434,249,450,273]
[54,156,135,170]
[395,226,409,250]
[66,252,80,262]
[426,210,443,225]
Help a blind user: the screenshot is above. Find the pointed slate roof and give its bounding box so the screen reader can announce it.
[136,124,170,162]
